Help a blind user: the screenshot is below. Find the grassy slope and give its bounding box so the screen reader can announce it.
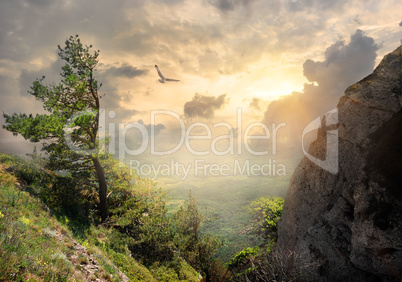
[0,153,199,281]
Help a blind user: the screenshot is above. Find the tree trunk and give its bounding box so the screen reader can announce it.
[92,156,108,222]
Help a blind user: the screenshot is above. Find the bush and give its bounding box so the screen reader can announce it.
[227,247,260,279]
[110,251,156,281]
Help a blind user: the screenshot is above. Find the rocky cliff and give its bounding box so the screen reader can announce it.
[277,46,402,281]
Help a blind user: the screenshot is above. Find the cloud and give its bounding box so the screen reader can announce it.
[399,21,402,27]
[184,93,228,119]
[0,1,137,63]
[132,109,147,115]
[18,57,65,96]
[263,30,380,146]
[209,0,236,11]
[286,0,348,12]
[208,0,257,12]
[103,64,147,79]
[0,0,400,158]
[138,119,166,135]
[303,29,379,91]
[249,97,262,111]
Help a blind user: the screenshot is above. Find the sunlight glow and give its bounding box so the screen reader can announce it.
[249,81,302,101]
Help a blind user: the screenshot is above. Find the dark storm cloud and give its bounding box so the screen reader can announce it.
[184,93,228,119]
[103,64,147,79]
[263,30,380,146]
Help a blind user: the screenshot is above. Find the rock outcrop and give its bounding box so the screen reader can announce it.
[277,46,402,281]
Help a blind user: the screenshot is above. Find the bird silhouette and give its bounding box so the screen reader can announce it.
[155,65,179,83]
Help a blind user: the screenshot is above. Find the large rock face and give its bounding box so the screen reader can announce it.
[277,46,402,281]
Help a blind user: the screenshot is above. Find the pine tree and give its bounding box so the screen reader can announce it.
[3,35,109,221]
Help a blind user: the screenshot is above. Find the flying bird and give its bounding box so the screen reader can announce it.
[155,65,180,83]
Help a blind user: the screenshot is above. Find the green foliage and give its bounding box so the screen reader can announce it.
[173,192,224,280]
[176,260,201,281]
[150,260,200,281]
[174,191,206,249]
[1,152,225,281]
[0,152,92,236]
[165,160,299,263]
[226,247,261,280]
[40,173,92,232]
[0,148,44,187]
[110,251,156,282]
[3,35,101,164]
[227,247,260,271]
[0,153,203,281]
[3,35,109,221]
[151,264,179,281]
[248,196,284,245]
[102,156,176,266]
[226,197,285,280]
[0,162,76,280]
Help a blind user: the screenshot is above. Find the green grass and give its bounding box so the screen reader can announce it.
[0,153,202,281]
[0,165,76,281]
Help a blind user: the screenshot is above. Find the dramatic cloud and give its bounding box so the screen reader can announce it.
[0,0,401,157]
[263,30,380,146]
[303,30,379,91]
[184,93,228,119]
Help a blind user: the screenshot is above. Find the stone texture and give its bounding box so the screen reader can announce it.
[277,46,402,281]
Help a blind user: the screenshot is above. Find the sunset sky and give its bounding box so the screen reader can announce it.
[0,0,401,172]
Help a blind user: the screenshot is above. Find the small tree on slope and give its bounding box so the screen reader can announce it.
[3,35,109,221]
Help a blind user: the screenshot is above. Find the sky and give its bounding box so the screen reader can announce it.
[0,0,401,181]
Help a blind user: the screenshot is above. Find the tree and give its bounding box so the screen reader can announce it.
[227,246,260,279]
[173,192,223,281]
[3,35,109,221]
[104,156,175,266]
[227,197,284,280]
[248,196,284,247]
